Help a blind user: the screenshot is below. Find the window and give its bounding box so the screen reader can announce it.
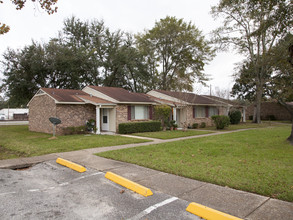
[194,106,205,118]
[208,107,218,117]
[130,105,149,120]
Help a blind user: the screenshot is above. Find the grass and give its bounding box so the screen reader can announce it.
[98,125,293,202]
[131,130,214,139]
[201,121,287,131]
[0,125,149,160]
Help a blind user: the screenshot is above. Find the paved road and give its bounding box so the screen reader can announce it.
[0,161,198,220]
[0,120,28,125]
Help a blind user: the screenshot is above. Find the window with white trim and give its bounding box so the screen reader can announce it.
[131,105,149,120]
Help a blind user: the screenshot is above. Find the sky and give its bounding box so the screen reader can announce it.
[0,0,244,96]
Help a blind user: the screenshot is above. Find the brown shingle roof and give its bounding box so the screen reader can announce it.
[88,86,155,103]
[41,88,86,102]
[153,90,226,105]
[202,95,238,106]
[77,95,113,104]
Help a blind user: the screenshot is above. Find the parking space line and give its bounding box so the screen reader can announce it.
[128,197,178,220]
[0,192,17,196]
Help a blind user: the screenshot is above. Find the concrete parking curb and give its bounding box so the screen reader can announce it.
[56,158,87,173]
[105,171,153,197]
[186,202,242,220]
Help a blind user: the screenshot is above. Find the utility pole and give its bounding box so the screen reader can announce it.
[210,84,212,96]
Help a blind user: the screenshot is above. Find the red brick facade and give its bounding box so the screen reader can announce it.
[245,102,293,121]
[29,94,96,135]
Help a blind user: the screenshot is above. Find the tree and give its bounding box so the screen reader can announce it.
[213,86,231,99]
[0,0,58,34]
[154,105,171,130]
[0,16,152,106]
[267,34,293,144]
[136,16,214,92]
[211,0,292,123]
[1,42,48,107]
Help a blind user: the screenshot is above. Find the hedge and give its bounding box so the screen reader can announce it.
[118,121,161,134]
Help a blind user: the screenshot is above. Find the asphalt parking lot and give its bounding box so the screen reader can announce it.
[0,161,199,220]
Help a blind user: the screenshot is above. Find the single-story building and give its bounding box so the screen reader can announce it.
[245,101,293,121]
[147,90,232,127]
[202,95,246,122]
[28,86,156,134]
[28,86,235,134]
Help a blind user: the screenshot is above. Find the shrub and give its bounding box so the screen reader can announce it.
[170,120,176,127]
[86,119,96,132]
[63,126,87,135]
[192,123,199,129]
[154,105,171,127]
[199,122,206,128]
[229,109,242,124]
[249,115,253,120]
[118,121,161,134]
[211,115,230,129]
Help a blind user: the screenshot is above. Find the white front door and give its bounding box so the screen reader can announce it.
[101,108,109,131]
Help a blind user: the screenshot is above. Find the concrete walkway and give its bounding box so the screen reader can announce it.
[0,130,292,220]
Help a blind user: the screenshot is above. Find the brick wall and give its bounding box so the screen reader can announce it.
[29,94,57,134]
[115,105,128,131]
[56,104,95,134]
[246,102,292,121]
[185,106,213,127]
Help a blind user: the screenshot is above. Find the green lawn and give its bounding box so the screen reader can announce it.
[98,125,293,202]
[0,125,149,160]
[132,130,215,139]
[201,121,286,131]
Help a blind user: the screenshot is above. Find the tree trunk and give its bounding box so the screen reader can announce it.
[288,122,293,145]
[278,100,293,145]
[253,104,257,123]
[254,85,262,124]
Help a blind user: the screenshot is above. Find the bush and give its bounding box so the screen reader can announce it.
[199,122,206,128]
[249,115,253,120]
[154,105,171,127]
[119,121,161,134]
[63,126,87,135]
[170,120,176,127]
[211,115,230,129]
[229,109,242,124]
[192,123,199,129]
[86,119,96,132]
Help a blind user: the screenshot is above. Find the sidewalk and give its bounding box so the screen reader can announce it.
[0,131,292,220]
